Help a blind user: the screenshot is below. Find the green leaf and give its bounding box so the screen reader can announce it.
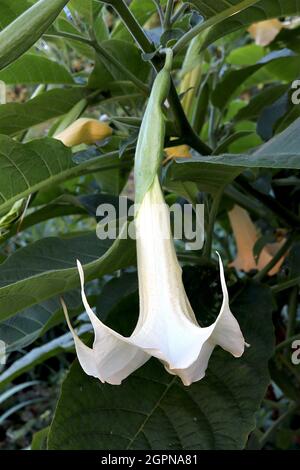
[185,0,260,18]
[213,131,254,154]
[165,159,241,194]
[96,272,138,322]
[0,0,31,30]
[93,4,109,44]
[1,193,126,243]
[164,180,200,205]
[0,291,82,352]
[31,427,50,450]
[212,49,294,109]
[0,136,127,216]
[0,193,133,350]
[47,282,274,450]
[227,44,265,66]
[0,53,74,85]
[0,87,87,136]
[202,0,300,50]
[50,18,95,60]
[68,0,93,20]
[0,228,135,323]
[167,117,300,179]
[0,325,91,388]
[88,39,150,91]
[234,84,288,122]
[0,0,69,71]
[0,136,72,214]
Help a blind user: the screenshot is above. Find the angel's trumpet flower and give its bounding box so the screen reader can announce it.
[55,118,112,147]
[229,205,285,275]
[63,176,246,386]
[63,51,246,386]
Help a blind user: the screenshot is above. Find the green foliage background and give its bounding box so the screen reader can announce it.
[0,0,299,450]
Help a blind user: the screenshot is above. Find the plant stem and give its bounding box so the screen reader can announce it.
[236,175,300,228]
[44,31,90,44]
[259,402,299,448]
[171,3,189,24]
[224,185,266,219]
[104,0,211,155]
[44,31,149,95]
[164,0,174,30]
[272,276,300,295]
[152,0,164,26]
[275,334,300,352]
[253,235,294,282]
[104,0,154,55]
[172,0,260,55]
[91,40,149,94]
[169,81,212,154]
[203,192,222,258]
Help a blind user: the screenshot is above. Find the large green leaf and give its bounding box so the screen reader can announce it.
[202,0,300,49]
[165,159,241,194]
[174,1,262,54]
[0,228,136,323]
[68,0,97,22]
[0,194,132,350]
[0,87,87,136]
[234,84,289,122]
[212,50,295,109]
[88,39,150,91]
[0,324,91,388]
[31,427,49,450]
[167,118,300,183]
[0,136,127,215]
[47,282,274,450]
[0,0,31,30]
[0,0,69,71]
[0,53,74,85]
[186,0,260,18]
[0,291,82,353]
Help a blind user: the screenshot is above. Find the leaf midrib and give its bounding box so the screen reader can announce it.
[126,375,177,449]
[0,148,128,215]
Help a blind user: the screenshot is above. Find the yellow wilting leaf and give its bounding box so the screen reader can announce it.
[228,205,286,276]
[55,118,112,147]
[248,19,283,46]
[163,144,191,164]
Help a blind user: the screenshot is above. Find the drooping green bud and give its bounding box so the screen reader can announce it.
[134,50,173,207]
[0,0,70,71]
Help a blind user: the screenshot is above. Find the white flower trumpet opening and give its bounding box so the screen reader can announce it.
[64,177,246,386]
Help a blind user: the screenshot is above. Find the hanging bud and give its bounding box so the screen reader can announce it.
[0,0,70,70]
[55,118,113,147]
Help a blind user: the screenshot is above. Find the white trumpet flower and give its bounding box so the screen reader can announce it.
[64,176,246,386]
